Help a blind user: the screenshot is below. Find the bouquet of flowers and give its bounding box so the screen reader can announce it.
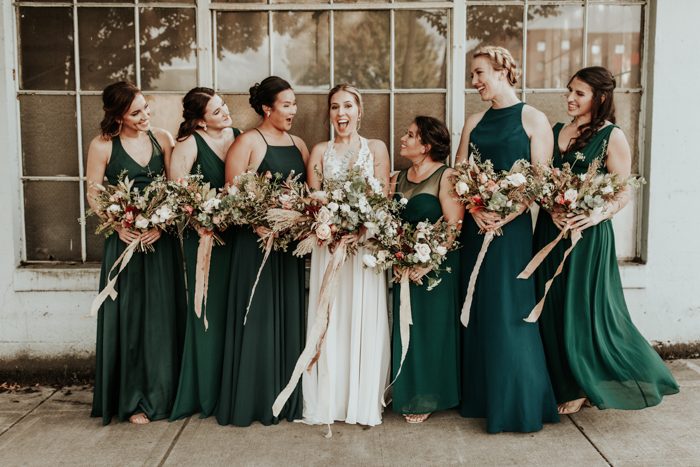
[453,144,540,326]
[518,154,645,322]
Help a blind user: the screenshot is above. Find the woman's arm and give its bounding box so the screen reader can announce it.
[224,132,255,183]
[369,139,391,196]
[168,135,197,181]
[454,112,486,165]
[152,128,175,178]
[306,142,326,191]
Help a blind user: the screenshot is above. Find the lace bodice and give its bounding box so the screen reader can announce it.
[322,136,374,182]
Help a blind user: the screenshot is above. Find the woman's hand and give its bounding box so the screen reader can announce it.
[566,208,608,232]
[409,266,432,285]
[140,228,162,246]
[115,226,141,244]
[254,225,273,239]
[549,211,569,231]
[339,232,360,248]
[470,210,501,231]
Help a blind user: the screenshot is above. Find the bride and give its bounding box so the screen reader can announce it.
[302,84,391,426]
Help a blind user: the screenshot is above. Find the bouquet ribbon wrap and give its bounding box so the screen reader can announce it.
[90,238,140,316]
[243,235,275,325]
[272,243,347,417]
[193,232,215,330]
[382,270,413,406]
[460,230,495,327]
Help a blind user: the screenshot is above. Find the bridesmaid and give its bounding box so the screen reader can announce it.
[168,88,240,420]
[455,46,559,433]
[390,116,464,423]
[87,81,186,425]
[534,66,679,414]
[216,76,309,426]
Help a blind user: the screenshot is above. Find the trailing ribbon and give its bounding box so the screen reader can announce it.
[89,238,140,316]
[460,230,495,327]
[193,232,214,330]
[523,229,582,323]
[382,270,412,407]
[243,235,275,325]
[272,243,348,417]
[517,227,569,280]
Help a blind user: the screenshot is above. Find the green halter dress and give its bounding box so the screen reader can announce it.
[533,123,679,408]
[170,128,241,420]
[216,130,306,426]
[391,165,460,415]
[91,131,186,425]
[458,103,559,433]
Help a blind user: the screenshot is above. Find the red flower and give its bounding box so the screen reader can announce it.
[395,252,405,260]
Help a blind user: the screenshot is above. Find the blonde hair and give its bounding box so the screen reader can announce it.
[473,46,521,86]
[328,83,363,128]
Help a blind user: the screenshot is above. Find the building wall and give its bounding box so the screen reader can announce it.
[0,0,698,358]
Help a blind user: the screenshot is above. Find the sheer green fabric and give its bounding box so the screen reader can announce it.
[534,123,679,408]
[170,129,240,420]
[391,166,460,415]
[92,131,186,425]
[458,103,559,433]
[216,135,306,426]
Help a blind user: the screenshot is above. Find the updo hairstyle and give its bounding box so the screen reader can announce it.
[413,116,451,162]
[177,87,216,141]
[472,46,521,86]
[249,76,293,117]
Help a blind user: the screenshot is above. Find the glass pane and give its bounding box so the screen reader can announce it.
[18,7,75,90]
[587,4,643,88]
[335,0,384,3]
[144,94,183,141]
[85,182,104,262]
[393,94,446,170]
[334,11,390,89]
[20,95,78,177]
[465,92,491,116]
[79,7,136,91]
[272,11,330,90]
[358,93,390,149]
[80,95,103,171]
[527,5,584,88]
[221,94,262,134]
[395,10,448,89]
[466,6,524,87]
[78,0,125,3]
[24,181,82,262]
[216,11,269,91]
[217,0,265,3]
[524,92,570,130]
[140,8,197,91]
[273,0,327,4]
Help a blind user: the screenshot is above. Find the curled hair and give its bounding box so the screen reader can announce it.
[100,81,141,138]
[249,76,292,117]
[177,87,215,141]
[414,116,451,162]
[566,66,617,153]
[473,46,521,86]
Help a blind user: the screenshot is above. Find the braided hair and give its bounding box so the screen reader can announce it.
[473,46,521,86]
[566,66,617,153]
[177,87,215,142]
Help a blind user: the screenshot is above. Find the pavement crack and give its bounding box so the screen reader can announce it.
[568,414,613,467]
[157,416,190,467]
[0,387,60,439]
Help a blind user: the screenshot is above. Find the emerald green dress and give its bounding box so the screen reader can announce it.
[216,130,306,426]
[458,103,559,433]
[391,166,460,415]
[92,131,186,425]
[170,128,240,421]
[534,123,679,408]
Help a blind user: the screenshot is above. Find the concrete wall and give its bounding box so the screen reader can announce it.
[0,0,698,358]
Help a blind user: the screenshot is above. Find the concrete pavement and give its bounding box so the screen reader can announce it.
[0,360,698,466]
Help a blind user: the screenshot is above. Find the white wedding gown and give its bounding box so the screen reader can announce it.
[301,136,391,426]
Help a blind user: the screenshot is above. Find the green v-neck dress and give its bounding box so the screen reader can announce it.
[458,103,559,433]
[170,128,241,420]
[533,123,679,408]
[91,131,186,425]
[216,131,306,426]
[391,166,460,415]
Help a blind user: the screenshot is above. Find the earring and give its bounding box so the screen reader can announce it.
[357,116,362,130]
[201,124,207,131]
[265,111,270,118]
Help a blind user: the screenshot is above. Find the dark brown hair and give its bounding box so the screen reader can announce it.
[566,66,616,153]
[414,116,451,162]
[249,76,292,117]
[100,81,141,138]
[177,87,215,141]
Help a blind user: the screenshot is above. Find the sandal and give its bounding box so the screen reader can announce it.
[129,413,150,425]
[403,413,431,424]
[557,398,587,415]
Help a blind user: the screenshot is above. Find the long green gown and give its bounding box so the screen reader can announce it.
[216,131,306,426]
[534,123,679,408]
[170,128,240,420]
[92,131,186,425]
[391,166,460,415]
[458,103,559,433]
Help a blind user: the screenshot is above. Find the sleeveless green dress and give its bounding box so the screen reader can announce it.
[458,103,559,433]
[170,128,241,420]
[216,131,306,426]
[391,166,460,415]
[533,123,679,408]
[91,131,186,425]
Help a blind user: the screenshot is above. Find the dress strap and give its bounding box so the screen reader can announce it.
[254,128,269,146]
[287,133,298,149]
[147,130,163,155]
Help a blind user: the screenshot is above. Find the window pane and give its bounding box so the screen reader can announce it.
[587,4,643,88]
[524,92,569,130]
[20,95,78,177]
[221,94,262,134]
[18,7,75,90]
[85,184,105,262]
[359,93,390,149]
[217,0,265,3]
[526,5,584,88]
[79,7,136,91]
[24,181,82,262]
[140,8,197,91]
[272,12,330,90]
[80,95,104,171]
[145,94,184,141]
[289,94,329,150]
[466,6,524,87]
[393,93,446,170]
[216,11,269,92]
[273,0,327,4]
[334,11,390,89]
[395,10,448,89]
[465,92,491,116]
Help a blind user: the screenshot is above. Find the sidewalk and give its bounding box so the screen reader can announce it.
[0,359,698,466]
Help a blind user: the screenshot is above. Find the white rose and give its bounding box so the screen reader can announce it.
[315,223,332,241]
[362,254,378,269]
[328,202,339,212]
[310,190,328,202]
[455,181,469,196]
[343,181,352,191]
[506,172,527,187]
[368,177,383,194]
[150,213,161,225]
[107,204,121,213]
[414,243,432,263]
[435,245,447,256]
[156,205,173,221]
[363,221,378,237]
[377,250,388,262]
[399,197,409,206]
[226,185,239,196]
[564,189,578,203]
[331,189,344,200]
[358,196,370,214]
[340,204,351,213]
[135,215,150,230]
[600,185,614,195]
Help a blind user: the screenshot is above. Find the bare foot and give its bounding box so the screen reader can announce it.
[558,398,587,415]
[129,413,150,425]
[404,413,431,424]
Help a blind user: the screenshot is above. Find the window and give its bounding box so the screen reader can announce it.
[12,0,646,263]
